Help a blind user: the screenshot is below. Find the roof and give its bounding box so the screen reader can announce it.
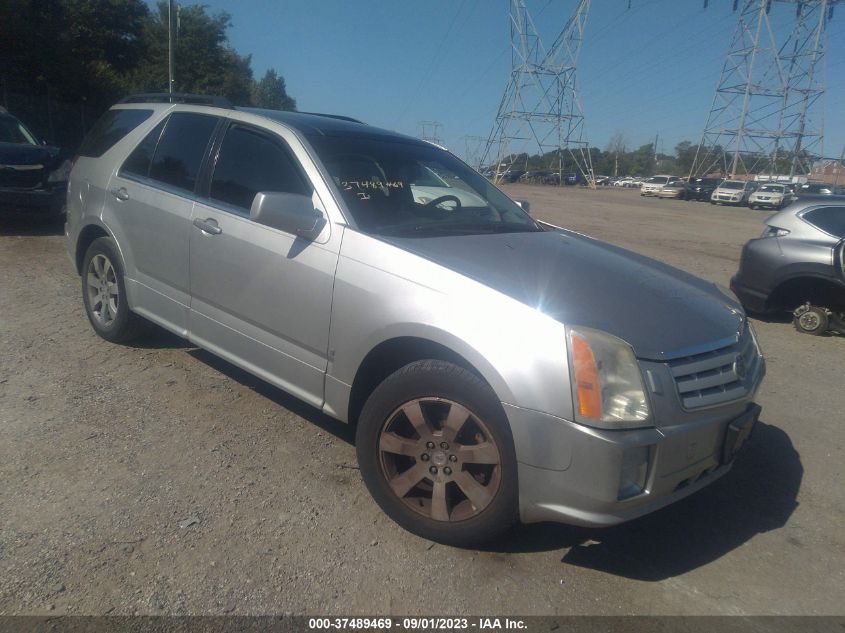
[238,107,427,145]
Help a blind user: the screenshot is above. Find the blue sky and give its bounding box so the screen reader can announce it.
[187,0,845,163]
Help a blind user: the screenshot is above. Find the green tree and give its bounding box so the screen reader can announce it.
[252,69,297,111]
[130,2,254,105]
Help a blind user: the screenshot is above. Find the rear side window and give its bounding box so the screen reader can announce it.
[120,120,166,178]
[78,109,153,158]
[209,124,311,212]
[803,207,845,237]
[148,113,218,193]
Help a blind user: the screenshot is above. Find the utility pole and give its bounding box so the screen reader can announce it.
[835,144,845,187]
[653,133,659,171]
[690,0,838,179]
[168,0,176,93]
[479,0,594,187]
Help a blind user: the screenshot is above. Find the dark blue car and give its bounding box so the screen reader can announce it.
[0,107,69,218]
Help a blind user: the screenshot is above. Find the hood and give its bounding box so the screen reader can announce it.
[382,229,744,361]
[0,142,59,166]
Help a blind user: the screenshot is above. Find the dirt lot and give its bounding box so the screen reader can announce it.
[1,186,843,616]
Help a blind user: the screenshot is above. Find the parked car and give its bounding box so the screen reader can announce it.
[640,175,680,196]
[747,183,794,210]
[683,177,721,201]
[67,93,765,546]
[0,107,70,218]
[731,196,845,335]
[797,182,845,196]
[711,180,758,206]
[655,180,686,199]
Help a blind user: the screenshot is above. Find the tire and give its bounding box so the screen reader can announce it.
[793,304,829,336]
[356,360,518,547]
[749,203,757,210]
[81,237,150,343]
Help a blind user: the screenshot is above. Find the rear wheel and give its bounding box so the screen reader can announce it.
[356,360,518,547]
[81,237,149,343]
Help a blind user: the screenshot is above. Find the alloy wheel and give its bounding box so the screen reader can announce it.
[86,253,119,326]
[377,398,502,522]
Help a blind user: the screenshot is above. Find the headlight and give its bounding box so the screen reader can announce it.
[567,326,651,429]
[747,320,762,355]
[47,159,71,183]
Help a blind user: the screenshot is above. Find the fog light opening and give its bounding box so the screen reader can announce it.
[618,445,651,500]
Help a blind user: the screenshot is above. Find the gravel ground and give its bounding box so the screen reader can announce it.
[0,186,843,616]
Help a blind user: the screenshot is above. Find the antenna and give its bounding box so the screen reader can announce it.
[479,0,594,186]
[690,0,839,179]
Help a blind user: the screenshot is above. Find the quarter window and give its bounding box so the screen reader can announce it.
[78,108,153,158]
[148,113,218,193]
[210,124,311,212]
[121,120,166,178]
[803,207,845,237]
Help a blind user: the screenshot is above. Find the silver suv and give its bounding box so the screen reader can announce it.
[66,94,765,546]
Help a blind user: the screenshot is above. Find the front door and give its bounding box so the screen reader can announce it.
[188,122,339,408]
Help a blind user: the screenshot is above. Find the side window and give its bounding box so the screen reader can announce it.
[78,108,153,158]
[148,113,218,193]
[120,120,166,178]
[210,124,311,212]
[804,207,845,237]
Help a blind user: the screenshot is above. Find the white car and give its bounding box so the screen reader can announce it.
[710,180,757,206]
[640,175,680,196]
[747,183,793,210]
[411,165,487,208]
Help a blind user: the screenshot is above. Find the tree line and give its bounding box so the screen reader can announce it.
[0,0,296,149]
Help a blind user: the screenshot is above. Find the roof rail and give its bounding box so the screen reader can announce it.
[118,93,234,108]
[299,111,365,124]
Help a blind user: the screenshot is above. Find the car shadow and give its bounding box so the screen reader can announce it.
[483,419,802,580]
[126,325,194,350]
[0,217,65,236]
[186,348,356,446]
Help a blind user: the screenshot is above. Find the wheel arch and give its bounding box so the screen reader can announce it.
[767,274,845,312]
[346,334,510,427]
[74,221,117,275]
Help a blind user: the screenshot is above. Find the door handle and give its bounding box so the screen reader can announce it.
[110,187,129,201]
[193,217,222,235]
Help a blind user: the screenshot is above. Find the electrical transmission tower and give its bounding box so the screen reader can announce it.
[690,0,839,179]
[479,0,594,185]
[418,121,444,146]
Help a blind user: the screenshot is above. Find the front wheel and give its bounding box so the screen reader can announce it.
[356,360,518,547]
[793,304,829,336]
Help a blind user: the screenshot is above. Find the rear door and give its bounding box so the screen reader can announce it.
[188,120,340,408]
[104,111,220,334]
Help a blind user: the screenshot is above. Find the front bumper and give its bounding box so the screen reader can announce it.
[0,184,66,216]
[506,401,761,527]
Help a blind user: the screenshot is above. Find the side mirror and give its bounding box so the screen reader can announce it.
[250,192,326,240]
[514,199,531,213]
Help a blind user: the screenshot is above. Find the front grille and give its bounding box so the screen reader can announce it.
[667,325,762,409]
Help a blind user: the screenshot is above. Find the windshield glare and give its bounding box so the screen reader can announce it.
[0,116,39,145]
[646,176,668,184]
[720,181,745,190]
[759,185,785,193]
[309,136,542,237]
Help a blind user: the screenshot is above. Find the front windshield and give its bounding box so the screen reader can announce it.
[720,181,745,190]
[309,135,542,237]
[0,116,39,145]
[646,176,668,184]
[759,185,785,193]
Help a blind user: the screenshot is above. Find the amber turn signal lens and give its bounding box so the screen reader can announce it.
[570,332,602,420]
